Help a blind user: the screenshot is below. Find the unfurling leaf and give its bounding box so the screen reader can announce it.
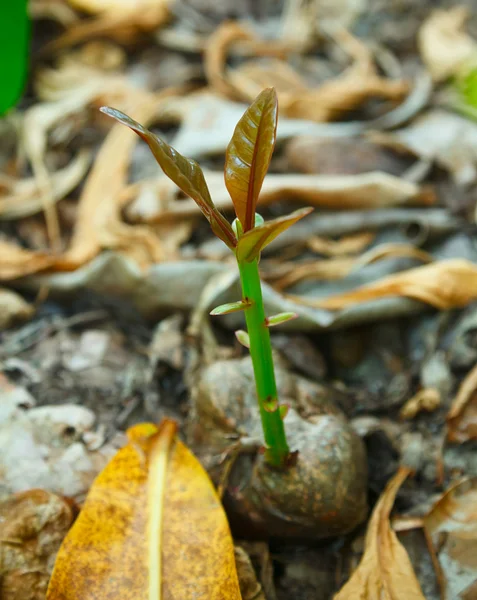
[263,397,278,412]
[225,88,278,232]
[235,329,250,348]
[266,312,298,327]
[210,300,251,315]
[100,107,237,250]
[334,467,425,600]
[236,207,313,262]
[46,420,241,600]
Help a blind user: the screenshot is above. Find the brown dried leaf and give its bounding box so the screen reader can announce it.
[418,7,477,82]
[289,260,477,310]
[424,478,477,599]
[447,363,477,443]
[225,87,278,231]
[0,490,75,600]
[334,467,425,599]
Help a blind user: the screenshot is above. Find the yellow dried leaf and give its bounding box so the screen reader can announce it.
[334,467,425,600]
[46,420,241,600]
[418,7,477,82]
[447,363,477,443]
[289,260,477,310]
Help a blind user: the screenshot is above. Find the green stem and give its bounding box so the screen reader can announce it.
[238,258,290,467]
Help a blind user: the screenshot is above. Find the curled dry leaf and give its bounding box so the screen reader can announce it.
[424,478,477,599]
[204,23,408,122]
[399,388,441,420]
[334,467,425,600]
[30,0,80,26]
[46,420,241,600]
[447,363,477,443]
[0,150,91,220]
[50,0,174,48]
[0,489,75,600]
[418,7,477,82]
[289,259,477,311]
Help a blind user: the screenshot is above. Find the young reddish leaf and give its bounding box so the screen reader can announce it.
[46,420,241,600]
[100,107,236,250]
[236,207,313,262]
[265,312,298,327]
[210,300,251,316]
[225,88,278,232]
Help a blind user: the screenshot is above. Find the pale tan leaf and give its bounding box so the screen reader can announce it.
[418,7,477,82]
[334,467,425,600]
